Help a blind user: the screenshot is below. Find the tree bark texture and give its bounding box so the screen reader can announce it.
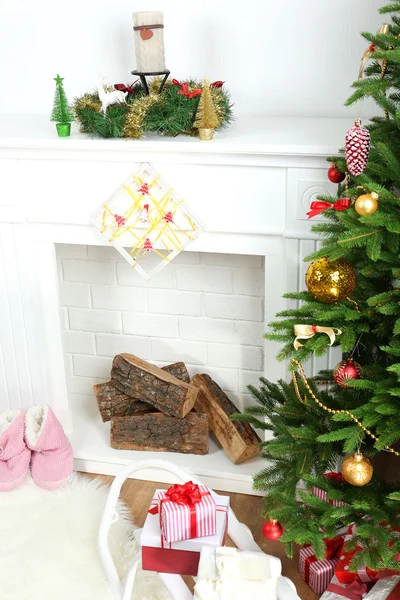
[191,373,261,464]
[110,412,209,455]
[94,362,190,422]
[94,381,155,422]
[111,354,198,418]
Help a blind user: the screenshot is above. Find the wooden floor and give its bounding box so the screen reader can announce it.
[89,474,318,600]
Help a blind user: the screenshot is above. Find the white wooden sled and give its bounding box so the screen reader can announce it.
[98,459,301,600]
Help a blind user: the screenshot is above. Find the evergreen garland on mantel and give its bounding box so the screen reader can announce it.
[73,77,233,139]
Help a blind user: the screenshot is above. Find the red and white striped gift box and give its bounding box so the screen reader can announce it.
[142,489,229,576]
[158,483,216,543]
[313,486,346,507]
[299,544,339,595]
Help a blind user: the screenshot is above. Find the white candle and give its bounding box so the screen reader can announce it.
[132,11,166,72]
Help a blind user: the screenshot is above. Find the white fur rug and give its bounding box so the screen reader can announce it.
[0,473,170,600]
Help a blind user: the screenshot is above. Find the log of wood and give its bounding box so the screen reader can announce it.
[111,354,198,418]
[94,362,190,422]
[191,373,261,464]
[93,382,155,422]
[161,361,190,384]
[110,412,209,455]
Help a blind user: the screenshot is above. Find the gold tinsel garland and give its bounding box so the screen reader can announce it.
[74,94,102,132]
[211,88,227,129]
[73,78,232,139]
[123,93,159,139]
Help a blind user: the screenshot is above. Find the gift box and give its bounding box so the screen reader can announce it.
[365,577,400,599]
[299,537,344,595]
[141,488,229,576]
[321,575,400,599]
[194,546,282,600]
[155,481,216,543]
[320,574,371,599]
[336,546,400,585]
[313,472,346,507]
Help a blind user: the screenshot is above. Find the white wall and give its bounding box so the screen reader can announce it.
[56,245,265,413]
[0,0,384,117]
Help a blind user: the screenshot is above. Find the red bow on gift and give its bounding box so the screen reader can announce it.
[210,80,224,88]
[307,198,351,219]
[114,83,135,94]
[165,481,202,506]
[325,472,344,483]
[177,83,202,99]
[327,579,368,600]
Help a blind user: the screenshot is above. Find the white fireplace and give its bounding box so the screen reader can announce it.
[0,115,345,493]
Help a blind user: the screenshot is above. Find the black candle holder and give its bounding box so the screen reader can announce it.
[131,69,170,95]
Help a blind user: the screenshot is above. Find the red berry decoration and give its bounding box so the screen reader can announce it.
[345,120,371,176]
[262,519,283,541]
[328,164,346,183]
[333,358,362,389]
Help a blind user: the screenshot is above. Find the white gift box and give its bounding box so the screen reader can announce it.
[194,545,282,600]
[141,489,229,576]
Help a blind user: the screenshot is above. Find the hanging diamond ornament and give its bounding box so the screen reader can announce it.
[90,163,203,281]
[345,119,371,176]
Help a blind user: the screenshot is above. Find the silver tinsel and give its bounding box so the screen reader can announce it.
[321,575,400,599]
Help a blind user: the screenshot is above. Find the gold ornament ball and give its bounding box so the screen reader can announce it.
[355,192,379,216]
[342,452,373,487]
[305,258,356,304]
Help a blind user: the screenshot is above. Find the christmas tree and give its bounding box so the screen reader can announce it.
[194,79,219,130]
[51,75,74,124]
[234,3,400,572]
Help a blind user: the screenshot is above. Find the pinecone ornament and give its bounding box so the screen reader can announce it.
[345,120,370,176]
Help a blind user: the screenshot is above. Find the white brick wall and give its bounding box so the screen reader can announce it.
[57,245,265,412]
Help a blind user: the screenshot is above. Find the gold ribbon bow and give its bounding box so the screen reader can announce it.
[359,23,389,79]
[293,324,342,351]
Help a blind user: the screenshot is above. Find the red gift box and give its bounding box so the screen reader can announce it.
[299,536,345,595]
[155,481,216,543]
[336,546,400,585]
[313,472,346,507]
[141,489,229,576]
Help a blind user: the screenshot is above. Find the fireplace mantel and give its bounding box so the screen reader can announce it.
[0,115,345,493]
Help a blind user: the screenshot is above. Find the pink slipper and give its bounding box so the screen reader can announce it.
[25,405,73,490]
[0,410,31,491]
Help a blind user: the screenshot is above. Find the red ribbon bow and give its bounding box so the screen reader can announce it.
[114,83,135,94]
[325,536,346,561]
[177,83,202,99]
[173,78,224,91]
[325,471,344,483]
[165,481,202,506]
[327,579,368,600]
[307,198,351,219]
[148,481,210,543]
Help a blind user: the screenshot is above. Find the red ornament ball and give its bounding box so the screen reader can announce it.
[333,358,362,389]
[262,519,283,541]
[328,165,346,184]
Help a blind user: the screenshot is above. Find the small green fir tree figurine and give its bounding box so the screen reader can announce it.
[51,75,74,137]
[194,79,219,140]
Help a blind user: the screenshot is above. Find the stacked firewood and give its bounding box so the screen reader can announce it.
[93,353,261,464]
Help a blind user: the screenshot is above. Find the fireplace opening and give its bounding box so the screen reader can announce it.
[55,243,266,487]
[57,243,265,408]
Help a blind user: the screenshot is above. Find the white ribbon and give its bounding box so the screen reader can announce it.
[293,325,342,351]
